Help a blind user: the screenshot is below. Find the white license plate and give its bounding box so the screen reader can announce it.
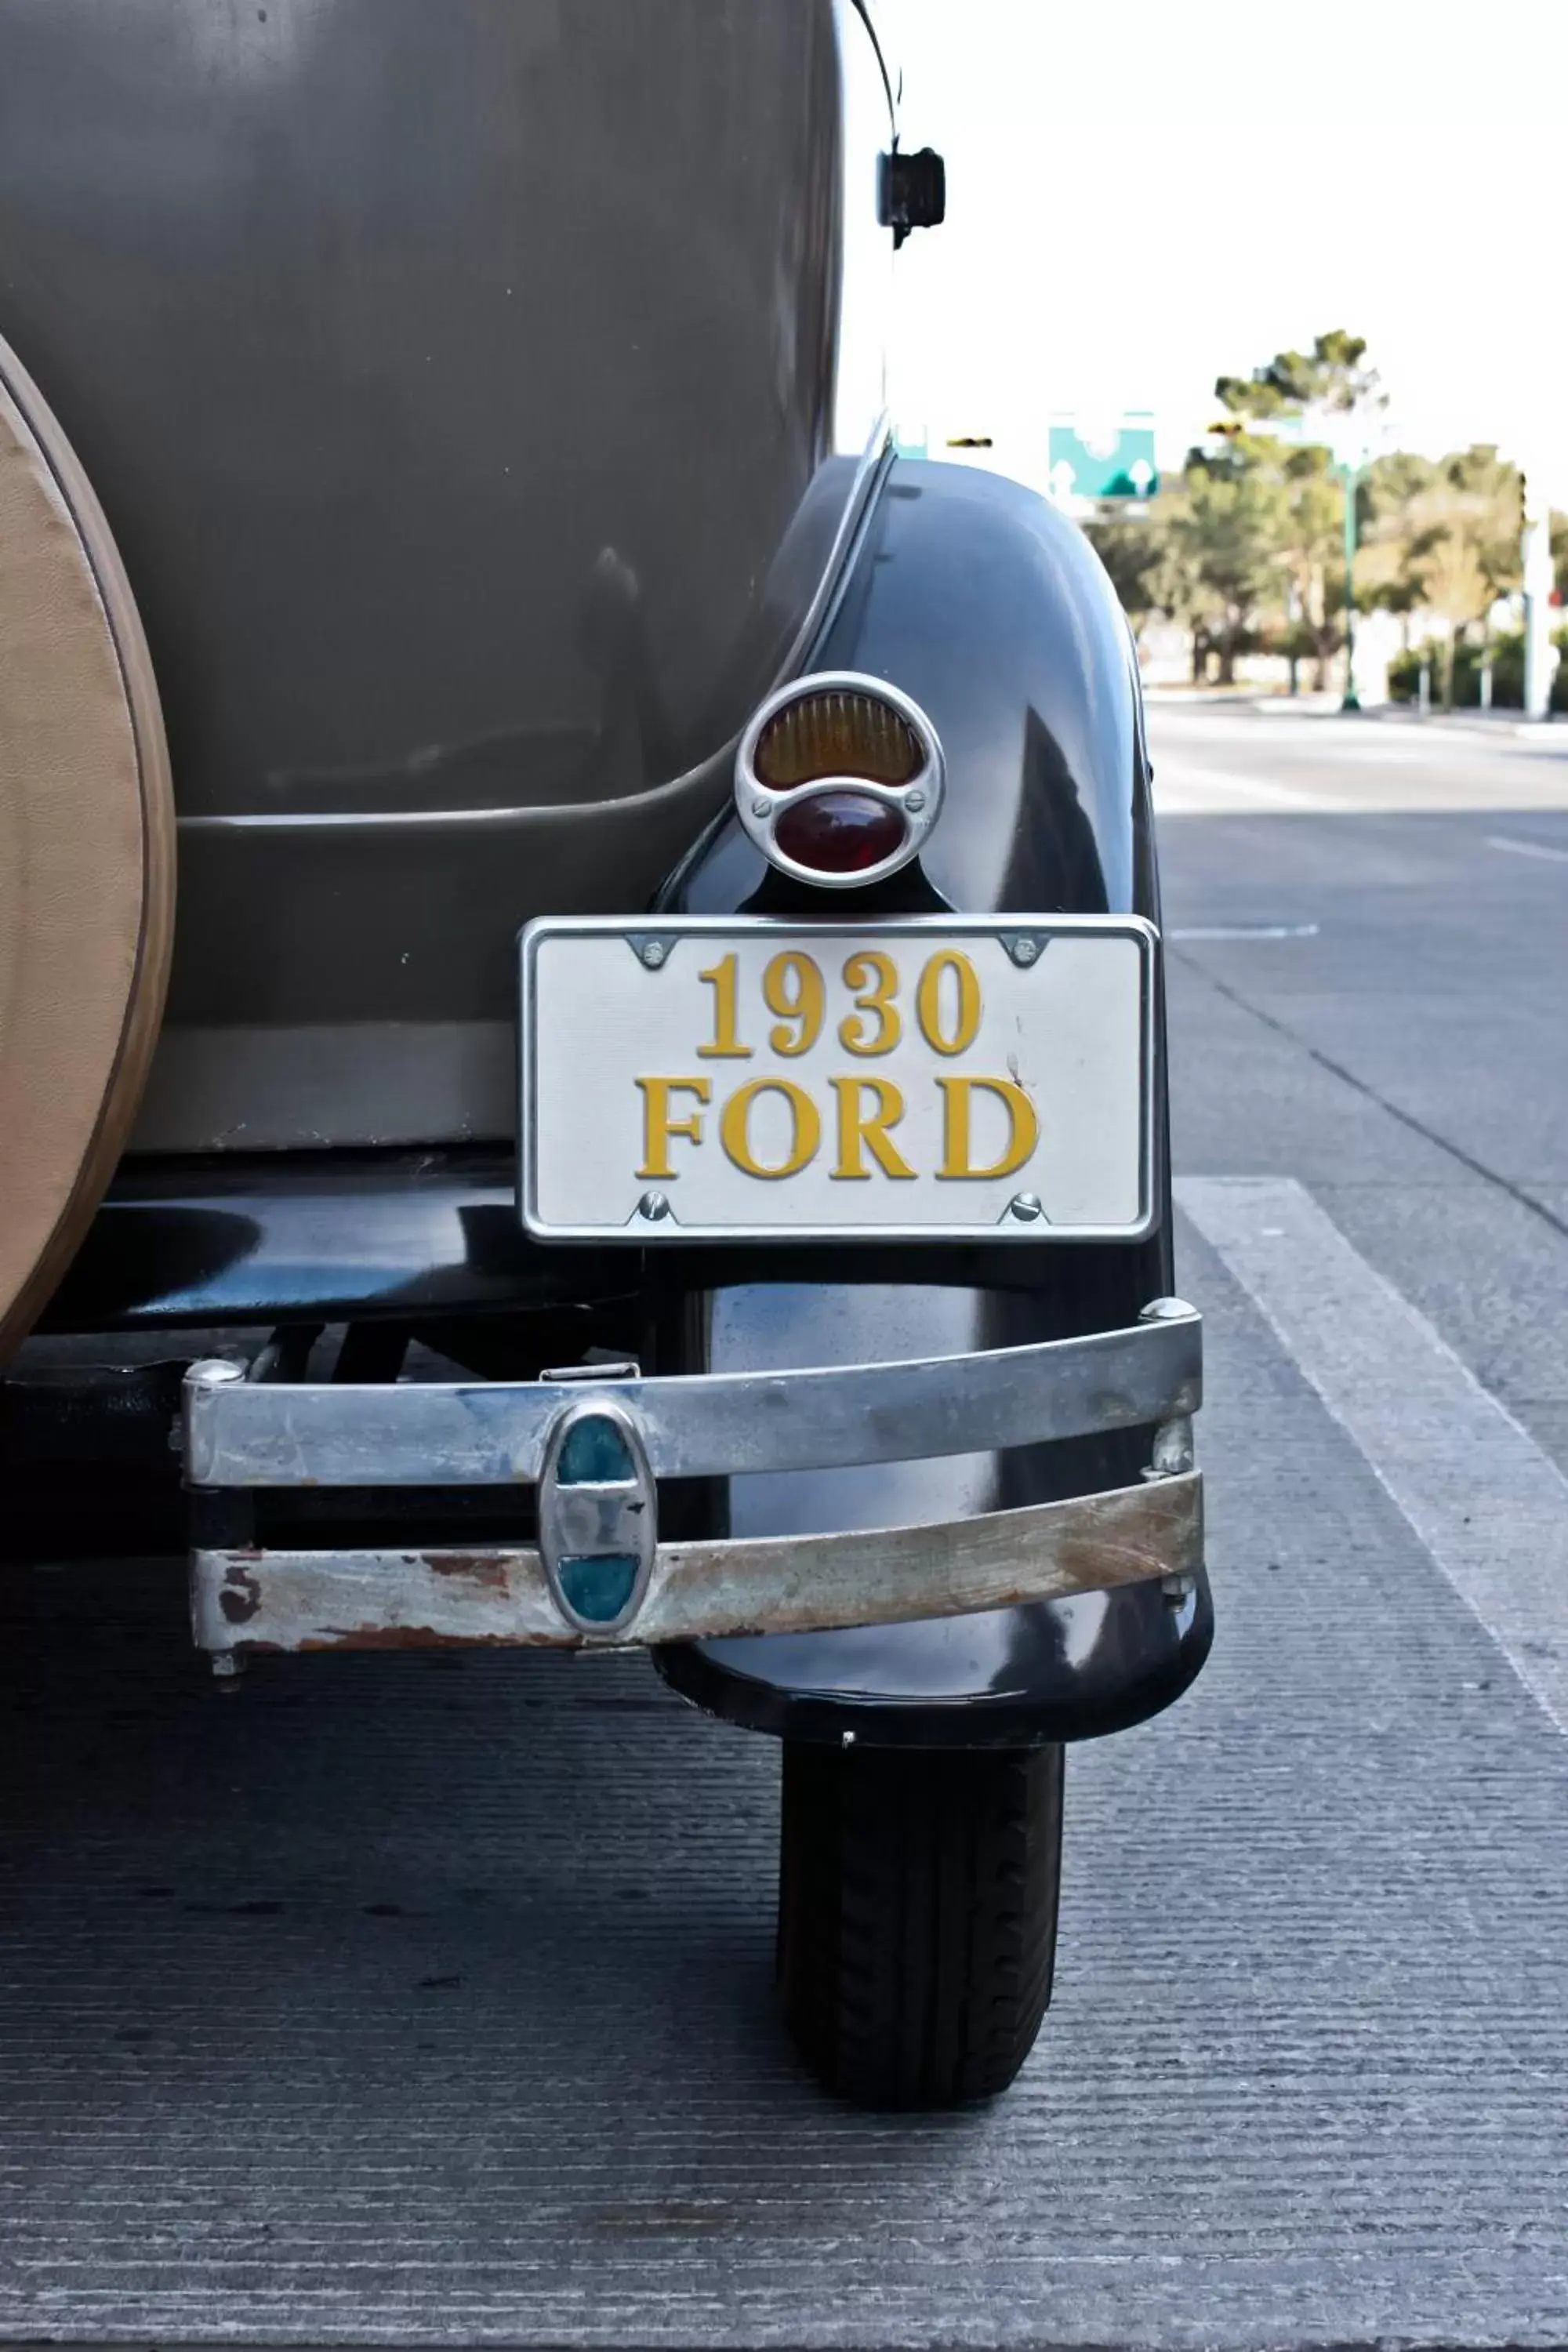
[517,916,1156,1242]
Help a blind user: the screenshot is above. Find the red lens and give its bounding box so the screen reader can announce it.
[774,789,907,875]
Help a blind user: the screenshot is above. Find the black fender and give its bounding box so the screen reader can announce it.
[652,458,1213,1747]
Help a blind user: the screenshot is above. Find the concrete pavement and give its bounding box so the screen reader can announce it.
[2,700,1566,2346]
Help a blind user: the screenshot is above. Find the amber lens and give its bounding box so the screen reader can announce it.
[753,688,923,789]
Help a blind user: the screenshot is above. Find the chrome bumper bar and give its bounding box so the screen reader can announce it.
[183,1299,1203,1657]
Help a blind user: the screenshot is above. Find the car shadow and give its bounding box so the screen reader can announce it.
[1,1556,994,2261]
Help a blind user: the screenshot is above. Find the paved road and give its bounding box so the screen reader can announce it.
[4,702,1568,2347]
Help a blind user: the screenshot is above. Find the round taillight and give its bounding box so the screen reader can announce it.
[774,789,908,874]
[735,671,943,890]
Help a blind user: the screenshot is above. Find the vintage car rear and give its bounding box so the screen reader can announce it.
[0,0,1210,2107]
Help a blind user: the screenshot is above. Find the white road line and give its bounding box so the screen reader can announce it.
[1313,739,1428,764]
[1486,833,1568,865]
[1176,1174,1568,1737]
[1152,762,1355,814]
[1170,923,1320,942]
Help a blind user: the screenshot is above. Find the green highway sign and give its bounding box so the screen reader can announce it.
[1047,414,1158,503]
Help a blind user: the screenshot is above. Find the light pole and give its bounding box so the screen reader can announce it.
[1522,470,1555,721]
[1340,456,1359,712]
[1304,401,1379,714]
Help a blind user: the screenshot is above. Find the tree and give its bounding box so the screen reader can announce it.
[1081,331,1540,703]
[1214,328,1381,429]
[1274,448,1352,690]
[1355,447,1523,705]
[1359,451,1441,633]
[1400,451,1523,706]
[1162,463,1288,684]
[1082,332,1383,685]
[1210,331,1385,690]
[1083,512,1171,642]
[1443,446,1524,601]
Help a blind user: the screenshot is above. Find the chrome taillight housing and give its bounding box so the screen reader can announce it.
[735,672,945,888]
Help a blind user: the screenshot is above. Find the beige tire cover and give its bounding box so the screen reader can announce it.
[0,337,175,1359]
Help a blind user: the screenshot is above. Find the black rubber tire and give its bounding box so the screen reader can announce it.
[777,1740,1064,2108]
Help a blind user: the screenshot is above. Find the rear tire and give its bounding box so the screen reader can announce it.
[777,1740,1064,2108]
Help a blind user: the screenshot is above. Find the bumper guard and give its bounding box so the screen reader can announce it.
[183,1298,1203,1660]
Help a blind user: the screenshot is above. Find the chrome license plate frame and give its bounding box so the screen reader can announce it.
[517,914,1158,1244]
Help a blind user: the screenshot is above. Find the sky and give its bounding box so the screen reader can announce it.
[877,0,1568,497]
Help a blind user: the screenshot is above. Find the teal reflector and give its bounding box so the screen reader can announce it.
[556,1414,634,1485]
[557,1553,639,1624]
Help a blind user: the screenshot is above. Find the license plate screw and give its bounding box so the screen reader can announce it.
[1005,934,1041,966]
[637,1189,672,1221]
[1007,1192,1044,1222]
[637,938,668,967]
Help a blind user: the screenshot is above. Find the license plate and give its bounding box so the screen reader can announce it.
[517,916,1156,1242]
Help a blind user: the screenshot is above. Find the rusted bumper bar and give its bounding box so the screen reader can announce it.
[183,1299,1203,1653]
[192,1472,1203,1655]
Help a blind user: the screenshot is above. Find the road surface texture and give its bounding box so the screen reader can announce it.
[4,697,1568,2347]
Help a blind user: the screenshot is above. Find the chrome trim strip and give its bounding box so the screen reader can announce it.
[191,1470,1203,1653]
[183,1304,1200,1490]
[176,804,581,833]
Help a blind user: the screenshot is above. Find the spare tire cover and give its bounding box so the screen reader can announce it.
[0,337,174,1359]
